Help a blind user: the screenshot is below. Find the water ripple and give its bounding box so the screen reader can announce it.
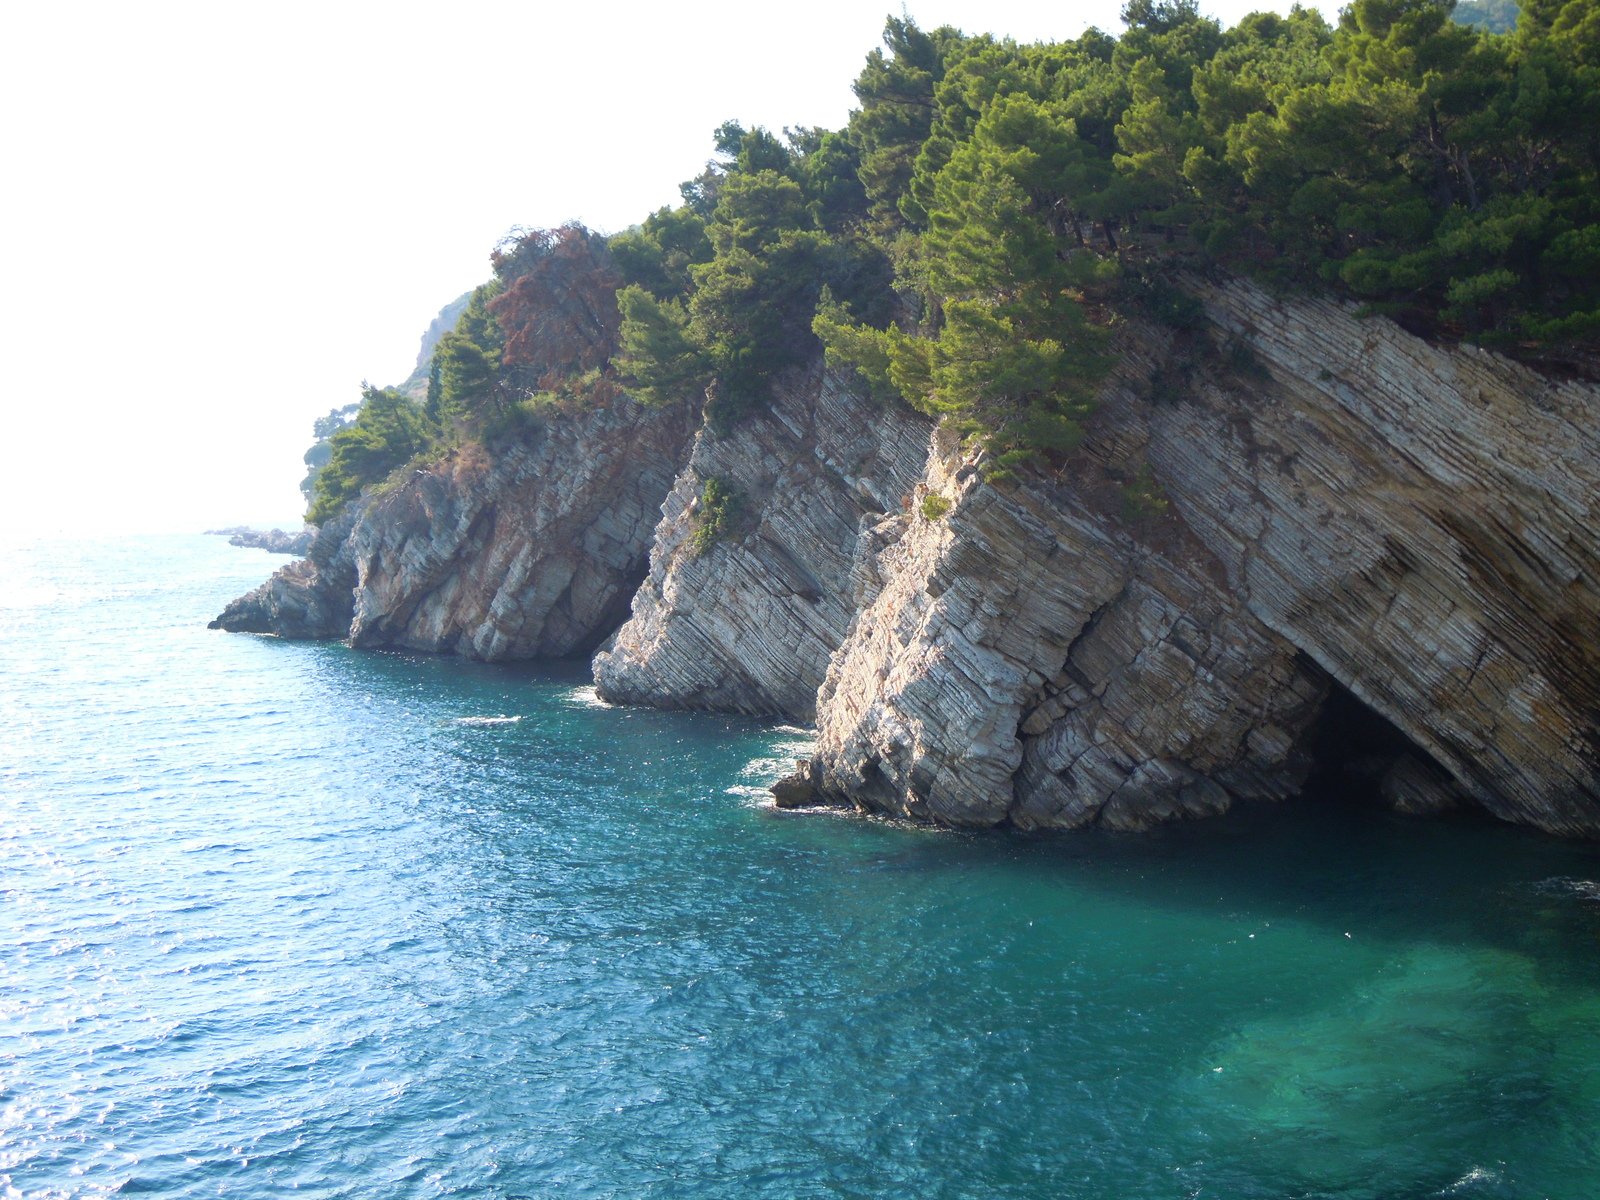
[1,535,1599,1198]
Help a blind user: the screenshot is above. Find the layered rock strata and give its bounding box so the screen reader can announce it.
[800,339,1330,830]
[1144,279,1600,836]
[791,280,1600,837]
[592,365,929,718]
[213,278,1600,839]
[211,397,695,659]
[210,507,363,639]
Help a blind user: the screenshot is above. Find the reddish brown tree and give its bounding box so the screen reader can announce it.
[488,224,623,394]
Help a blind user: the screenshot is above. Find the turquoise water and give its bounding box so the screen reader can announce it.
[3,535,1599,1199]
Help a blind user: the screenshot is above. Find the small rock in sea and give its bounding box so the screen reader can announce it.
[771,761,820,809]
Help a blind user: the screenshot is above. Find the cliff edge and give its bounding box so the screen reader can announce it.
[214,280,1600,838]
[784,279,1600,837]
[210,396,695,658]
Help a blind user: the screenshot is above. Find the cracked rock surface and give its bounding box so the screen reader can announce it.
[215,277,1600,839]
[806,341,1327,830]
[592,366,930,718]
[799,280,1600,836]
[211,396,695,659]
[1151,280,1600,836]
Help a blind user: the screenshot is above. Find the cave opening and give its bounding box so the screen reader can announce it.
[572,555,653,660]
[1298,673,1464,816]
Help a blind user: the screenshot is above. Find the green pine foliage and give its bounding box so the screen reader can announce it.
[614,286,710,407]
[304,0,1599,520]
[306,386,433,525]
[629,2,1593,467]
[689,476,744,555]
[426,282,504,425]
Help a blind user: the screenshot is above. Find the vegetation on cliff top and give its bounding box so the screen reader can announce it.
[305,0,1598,522]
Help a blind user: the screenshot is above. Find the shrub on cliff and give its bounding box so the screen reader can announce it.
[306,386,432,524]
[689,476,744,555]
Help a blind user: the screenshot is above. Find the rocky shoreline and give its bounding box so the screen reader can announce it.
[212,279,1600,839]
[207,526,317,556]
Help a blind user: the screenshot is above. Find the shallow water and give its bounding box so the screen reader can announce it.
[2,534,1598,1198]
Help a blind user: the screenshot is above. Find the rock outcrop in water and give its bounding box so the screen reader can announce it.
[210,397,695,657]
[803,405,1330,831]
[783,280,1600,837]
[206,527,316,555]
[592,365,929,718]
[215,279,1600,838]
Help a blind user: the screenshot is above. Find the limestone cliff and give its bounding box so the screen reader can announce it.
[787,280,1600,838]
[210,397,695,658]
[592,364,929,718]
[798,326,1330,831]
[1149,280,1600,837]
[214,279,1600,839]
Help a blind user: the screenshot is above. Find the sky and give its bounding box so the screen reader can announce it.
[0,0,1333,535]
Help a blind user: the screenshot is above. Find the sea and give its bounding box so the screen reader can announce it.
[2,532,1599,1199]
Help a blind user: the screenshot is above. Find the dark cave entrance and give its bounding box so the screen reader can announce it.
[572,554,654,660]
[1299,672,1466,815]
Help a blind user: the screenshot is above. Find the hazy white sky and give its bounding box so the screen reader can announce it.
[0,0,1331,534]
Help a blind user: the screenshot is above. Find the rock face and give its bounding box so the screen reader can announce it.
[592,365,929,718]
[793,280,1600,837]
[803,337,1330,830]
[211,397,695,659]
[1145,279,1600,836]
[213,277,1600,839]
[209,508,363,639]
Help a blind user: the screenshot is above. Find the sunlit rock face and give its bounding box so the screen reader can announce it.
[801,326,1328,832]
[209,506,363,640]
[1147,280,1600,837]
[211,396,696,660]
[794,281,1600,837]
[216,278,1600,838]
[592,365,930,719]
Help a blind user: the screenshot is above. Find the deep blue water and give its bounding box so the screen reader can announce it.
[2,533,1599,1199]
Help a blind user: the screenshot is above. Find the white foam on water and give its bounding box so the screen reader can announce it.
[447,715,523,728]
[739,754,811,782]
[1531,876,1600,902]
[1443,1165,1504,1193]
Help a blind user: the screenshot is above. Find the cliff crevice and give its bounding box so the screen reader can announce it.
[591,364,931,719]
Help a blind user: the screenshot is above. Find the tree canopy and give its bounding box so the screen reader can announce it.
[307,0,1598,518]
